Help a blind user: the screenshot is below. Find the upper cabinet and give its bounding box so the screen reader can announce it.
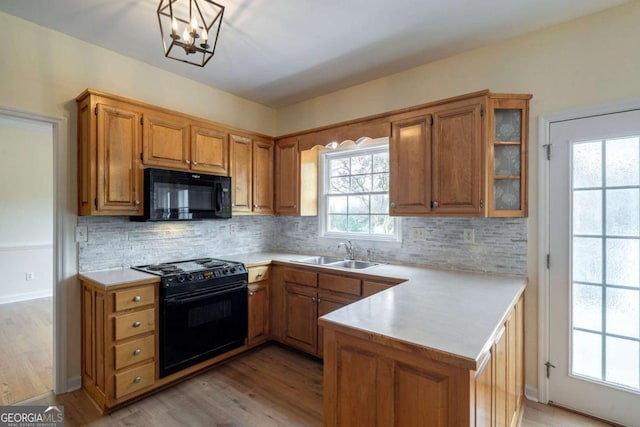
[389,91,530,218]
[274,138,320,216]
[77,89,272,216]
[487,95,530,217]
[230,134,274,214]
[77,95,143,216]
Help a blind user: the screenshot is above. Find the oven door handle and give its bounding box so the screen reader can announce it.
[164,283,247,306]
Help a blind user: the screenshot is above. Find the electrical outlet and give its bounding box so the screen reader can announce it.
[411,227,426,240]
[75,226,88,242]
[463,229,475,244]
[26,272,35,281]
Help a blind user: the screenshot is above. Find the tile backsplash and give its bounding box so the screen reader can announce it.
[78,215,527,276]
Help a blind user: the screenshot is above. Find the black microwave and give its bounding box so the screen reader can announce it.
[133,168,232,221]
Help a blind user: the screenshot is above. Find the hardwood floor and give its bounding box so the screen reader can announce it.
[0,296,52,405]
[19,343,615,426]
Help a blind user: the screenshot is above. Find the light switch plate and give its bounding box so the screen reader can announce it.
[75,226,88,242]
[463,229,475,244]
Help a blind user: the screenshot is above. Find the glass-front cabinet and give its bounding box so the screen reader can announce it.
[488,95,531,217]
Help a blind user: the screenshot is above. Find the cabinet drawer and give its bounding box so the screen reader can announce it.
[362,280,394,297]
[114,285,155,312]
[114,361,155,399]
[319,274,361,296]
[248,266,270,283]
[114,308,155,341]
[114,335,155,370]
[283,268,317,287]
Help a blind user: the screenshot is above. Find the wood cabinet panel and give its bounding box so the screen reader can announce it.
[282,268,317,287]
[230,134,252,212]
[142,111,190,170]
[114,361,155,399]
[248,266,269,283]
[191,125,229,175]
[283,283,318,354]
[494,324,508,427]
[96,103,143,215]
[253,138,274,213]
[389,113,432,215]
[248,281,269,347]
[431,99,484,215]
[114,308,155,341]
[275,138,300,215]
[474,352,493,427]
[114,285,155,312]
[395,363,449,427]
[114,335,154,370]
[335,345,378,426]
[318,274,361,296]
[317,291,360,357]
[361,280,393,297]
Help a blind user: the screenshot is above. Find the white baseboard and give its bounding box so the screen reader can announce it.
[0,289,52,304]
[525,384,539,402]
[66,376,81,393]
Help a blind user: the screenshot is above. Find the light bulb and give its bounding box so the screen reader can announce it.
[202,29,208,41]
[191,16,198,32]
[171,17,178,34]
[182,27,190,43]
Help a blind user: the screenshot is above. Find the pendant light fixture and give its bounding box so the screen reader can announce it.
[157,0,225,67]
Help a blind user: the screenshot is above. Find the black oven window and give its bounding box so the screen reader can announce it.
[188,300,232,328]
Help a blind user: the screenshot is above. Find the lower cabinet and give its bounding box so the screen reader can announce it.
[322,293,525,426]
[81,279,158,410]
[247,266,270,347]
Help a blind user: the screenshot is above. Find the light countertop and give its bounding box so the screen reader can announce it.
[79,251,525,368]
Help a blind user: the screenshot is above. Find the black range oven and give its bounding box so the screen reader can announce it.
[133,258,247,378]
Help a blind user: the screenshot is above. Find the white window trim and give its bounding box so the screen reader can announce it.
[318,137,402,242]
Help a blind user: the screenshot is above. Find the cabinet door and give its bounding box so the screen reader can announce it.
[96,103,143,215]
[230,134,252,213]
[389,113,432,215]
[275,138,300,215]
[431,99,484,215]
[283,283,317,354]
[317,291,359,357]
[494,324,508,427]
[253,138,274,214]
[142,111,190,170]
[191,125,229,175]
[248,281,269,347]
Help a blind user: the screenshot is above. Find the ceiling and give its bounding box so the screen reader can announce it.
[0,0,630,108]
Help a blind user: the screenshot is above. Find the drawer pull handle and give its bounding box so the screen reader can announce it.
[256,273,262,279]
[133,295,141,302]
[133,348,142,356]
[133,321,141,328]
[134,376,142,384]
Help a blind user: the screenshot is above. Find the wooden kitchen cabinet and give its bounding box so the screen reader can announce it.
[323,292,525,427]
[388,91,530,218]
[274,138,321,216]
[230,134,274,214]
[190,123,229,175]
[247,266,270,347]
[142,110,190,170]
[77,95,144,216]
[81,277,158,410]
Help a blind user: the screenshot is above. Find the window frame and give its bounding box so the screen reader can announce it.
[318,138,401,242]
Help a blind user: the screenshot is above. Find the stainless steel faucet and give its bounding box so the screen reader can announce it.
[337,240,355,260]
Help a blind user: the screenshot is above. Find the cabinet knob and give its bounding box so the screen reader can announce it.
[311,296,316,302]
[254,204,258,208]
[133,295,141,302]
[193,161,198,165]
[249,291,255,296]
[133,348,142,356]
[185,159,191,165]
[431,200,439,208]
[256,273,262,279]
[293,204,297,209]
[316,298,322,303]
[390,202,396,208]
[133,321,141,328]
[134,200,141,206]
[133,376,142,384]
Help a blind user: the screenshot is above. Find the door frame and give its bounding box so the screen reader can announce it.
[0,105,74,395]
[537,97,640,403]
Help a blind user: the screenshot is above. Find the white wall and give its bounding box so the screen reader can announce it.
[276,1,640,393]
[0,117,53,303]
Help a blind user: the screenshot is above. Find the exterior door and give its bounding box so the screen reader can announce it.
[548,109,640,425]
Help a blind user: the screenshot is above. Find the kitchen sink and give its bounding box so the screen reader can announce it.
[296,256,344,265]
[329,260,381,269]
